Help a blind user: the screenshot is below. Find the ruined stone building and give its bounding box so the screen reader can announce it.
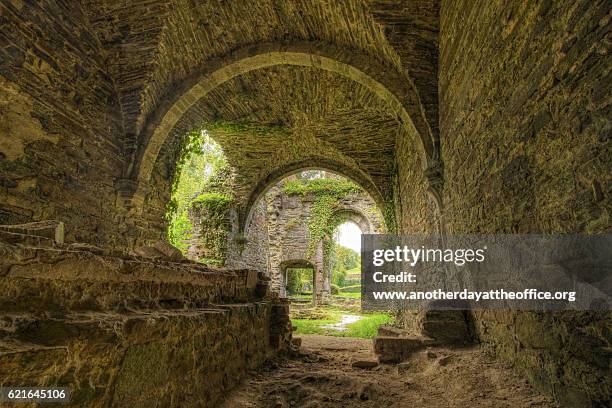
[186,175,384,302]
[0,1,610,407]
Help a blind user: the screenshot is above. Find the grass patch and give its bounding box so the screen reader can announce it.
[292,317,340,335]
[288,293,313,300]
[292,308,391,339]
[344,266,361,276]
[339,284,361,294]
[344,313,390,338]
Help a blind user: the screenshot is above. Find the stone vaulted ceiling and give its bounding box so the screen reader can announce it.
[165,65,400,208]
[81,0,439,218]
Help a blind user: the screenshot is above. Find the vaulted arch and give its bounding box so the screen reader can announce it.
[120,42,437,207]
[242,158,385,233]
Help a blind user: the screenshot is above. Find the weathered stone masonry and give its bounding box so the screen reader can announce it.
[440,1,611,405]
[187,180,384,301]
[0,2,126,247]
[0,234,291,407]
[0,1,610,406]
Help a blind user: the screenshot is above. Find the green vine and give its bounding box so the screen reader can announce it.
[283,178,361,257]
[282,178,361,197]
[191,192,233,264]
[383,201,397,233]
[165,130,205,218]
[192,192,233,211]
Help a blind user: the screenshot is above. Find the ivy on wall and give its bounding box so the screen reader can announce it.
[191,192,233,264]
[282,177,361,257]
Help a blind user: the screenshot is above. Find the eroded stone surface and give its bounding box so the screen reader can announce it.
[0,241,292,407]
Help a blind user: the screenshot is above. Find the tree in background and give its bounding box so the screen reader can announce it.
[167,130,228,251]
[286,268,314,295]
[331,243,360,287]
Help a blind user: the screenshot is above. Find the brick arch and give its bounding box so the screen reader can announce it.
[242,158,386,234]
[123,41,436,207]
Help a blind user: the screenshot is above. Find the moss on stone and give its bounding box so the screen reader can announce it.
[192,192,233,210]
[282,178,361,198]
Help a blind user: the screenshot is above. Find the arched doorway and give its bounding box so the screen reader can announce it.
[280,259,317,304]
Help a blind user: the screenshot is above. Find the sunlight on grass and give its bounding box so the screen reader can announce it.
[292,318,339,334]
[344,313,390,338]
[292,310,390,339]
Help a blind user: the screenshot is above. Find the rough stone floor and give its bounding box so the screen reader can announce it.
[223,335,559,408]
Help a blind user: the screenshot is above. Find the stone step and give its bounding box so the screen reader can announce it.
[0,245,267,312]
[373,335,429,363]
[0,303,280,407]
[0,304,274,351]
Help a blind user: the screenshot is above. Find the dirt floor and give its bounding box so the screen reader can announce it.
[222,335,559,408]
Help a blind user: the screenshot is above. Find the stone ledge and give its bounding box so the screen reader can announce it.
[0,303,284,407]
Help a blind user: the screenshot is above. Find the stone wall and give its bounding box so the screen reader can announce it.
[186,196,232,264]
[227,199,270,273]
[188,180,383,300]
[0,2,132,248]
[0,239,291,407]
[394,127,438,234]
[439,0,611,405]
[244,183,384,299]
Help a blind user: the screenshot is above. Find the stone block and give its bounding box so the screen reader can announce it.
[373,336,425,363]
[152,240,185,261]
[377,325,406,337]
[352,359,379,369]
[417,309,471,345]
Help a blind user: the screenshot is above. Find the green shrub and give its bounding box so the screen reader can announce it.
[192,192,232,207]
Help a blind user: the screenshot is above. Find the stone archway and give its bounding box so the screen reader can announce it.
[234,176,384,301]
[119,42,437,209]
[242,159,386,233]
[318,206,384,297]
[279,259,317,301]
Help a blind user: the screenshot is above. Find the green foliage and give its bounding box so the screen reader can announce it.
[167,210,192,252]
[330,284,339,295]
[166,130,229,252]
[344,266,361,276]
[192,193,232,210]
[383,201,397,233]
[286,268,313,294]
[291,317,338,335]
[198,258,224,266]
[344,313,391,338]
[339,284,361,293]
[292,308,391,339]
[342,266,362,286]
[331,243,360,286]
[282,177,361,257]
[335,291,361,299]
[282,178,361,197]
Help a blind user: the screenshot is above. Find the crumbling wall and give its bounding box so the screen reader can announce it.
[0,240,292,407]
[439,1,611,405]
[186,195,233,264]
[226,198,270,272]
[246,183,384,298]
[190,180,383,300]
